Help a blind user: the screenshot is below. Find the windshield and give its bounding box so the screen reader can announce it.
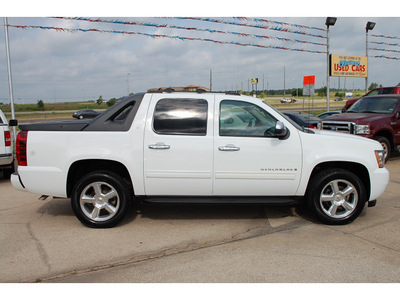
[348,96,400,114]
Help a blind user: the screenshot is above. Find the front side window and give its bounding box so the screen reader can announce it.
[219,100,278,137]
[153,98,208,136]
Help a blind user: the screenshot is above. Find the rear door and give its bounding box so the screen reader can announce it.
[143,94,214,196]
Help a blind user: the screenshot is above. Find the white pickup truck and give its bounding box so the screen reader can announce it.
[0,109,15,178]
[11,91,389,228]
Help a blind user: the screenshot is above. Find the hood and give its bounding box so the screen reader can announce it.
[324,112,388,124]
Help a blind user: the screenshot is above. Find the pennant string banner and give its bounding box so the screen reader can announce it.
[238,17,326,32]
[52,17,327,47]
[370,41,400,47]
[7,24,327,54]
[174,17,327,39]
[369,47,400,54]
[371,34,400,40]
[371,55,400,60]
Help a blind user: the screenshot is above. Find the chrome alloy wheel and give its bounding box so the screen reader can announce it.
[319,179,358,219]
[79,181,120,222]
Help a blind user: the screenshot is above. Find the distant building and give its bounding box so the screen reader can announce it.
[148,85,210,92]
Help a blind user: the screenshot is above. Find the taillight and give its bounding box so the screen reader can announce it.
[309,124,316,129]
[4,131,11,147]
[16,131,28,166]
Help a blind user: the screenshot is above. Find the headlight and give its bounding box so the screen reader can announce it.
[375,150,385,168]
[355,124,370,135]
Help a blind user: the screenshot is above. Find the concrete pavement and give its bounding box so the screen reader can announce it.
[1,155,399,283]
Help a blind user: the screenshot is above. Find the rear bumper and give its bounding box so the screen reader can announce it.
[0,154,13,168]
[11,172,26,192]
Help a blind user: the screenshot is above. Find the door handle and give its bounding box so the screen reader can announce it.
[149,143,170,150]
[218,144,240,151]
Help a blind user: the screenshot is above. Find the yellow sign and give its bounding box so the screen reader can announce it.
[330,54,368,78]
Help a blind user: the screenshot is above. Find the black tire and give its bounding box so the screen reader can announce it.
[374,136,391,163]
[78,115,84,119]
[71,171,131,228]
[306,168,366,225]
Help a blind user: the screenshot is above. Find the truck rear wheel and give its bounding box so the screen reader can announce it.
[71,171,130,228]
[306,169,366,225]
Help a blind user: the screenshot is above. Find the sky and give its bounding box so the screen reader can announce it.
[1,1,399,104]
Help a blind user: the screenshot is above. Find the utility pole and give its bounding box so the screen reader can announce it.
[209,69,212,91]
[283,67,286,97]
[126,73,130,95]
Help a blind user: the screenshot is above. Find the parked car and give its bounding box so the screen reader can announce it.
[284,112,320,129]
[317,111,341,119]
[334,97,343,101]
[341,86,400,112]
[321,95,400,162]
[0,109,17,178]
[72,109,100,119]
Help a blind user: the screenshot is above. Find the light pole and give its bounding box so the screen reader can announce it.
[325,17,337,112]
[365,21,376,93]
[4,17,16,138]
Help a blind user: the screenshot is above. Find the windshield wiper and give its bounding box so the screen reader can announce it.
[360,110,379,114]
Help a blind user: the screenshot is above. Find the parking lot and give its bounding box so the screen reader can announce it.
[1,154,399,283]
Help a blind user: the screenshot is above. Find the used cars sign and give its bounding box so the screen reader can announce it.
[330,54,368,78]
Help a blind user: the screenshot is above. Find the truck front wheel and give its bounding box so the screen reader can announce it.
[71,171,130,228]
[306,169,366,225]
[374,136,391,163]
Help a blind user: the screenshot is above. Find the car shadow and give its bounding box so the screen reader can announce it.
[133,202,299,222]
[36,198,305,224]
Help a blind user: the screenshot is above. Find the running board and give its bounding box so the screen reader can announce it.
[139,196,302,205]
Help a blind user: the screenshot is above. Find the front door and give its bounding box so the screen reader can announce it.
[213,97,302,196]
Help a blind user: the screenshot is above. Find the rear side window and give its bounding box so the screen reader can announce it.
[153,98,208,136]
[381,88,395,95]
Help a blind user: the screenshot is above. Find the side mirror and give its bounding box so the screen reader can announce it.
[9,119,18,127]
[275,121,290,140]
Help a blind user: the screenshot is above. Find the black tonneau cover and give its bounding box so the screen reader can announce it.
[19,93,145,132]
[19,121,90,131]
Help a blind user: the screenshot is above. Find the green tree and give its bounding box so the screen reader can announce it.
[368,82,379,90]
[291,88,303,97]
[37,100,45,111]
[107,98,116,107]
[318,86,327,97]
[96,96,103,106]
